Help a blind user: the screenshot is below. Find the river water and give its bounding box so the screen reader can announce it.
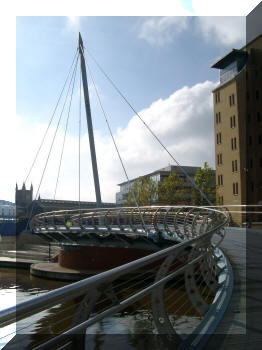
[0,267,202,349]
[0,267,69,349]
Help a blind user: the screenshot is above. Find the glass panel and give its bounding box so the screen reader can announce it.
[220,61,238,84]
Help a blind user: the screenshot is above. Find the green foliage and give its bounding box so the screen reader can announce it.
[158,172,187,205]
[125,163,216,208]
[192,162,216,206]
[125,177,157,206]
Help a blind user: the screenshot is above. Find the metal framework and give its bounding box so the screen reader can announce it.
[29,206,229,243]
[0,206,232,350]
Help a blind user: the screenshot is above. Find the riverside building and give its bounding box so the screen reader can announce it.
[212,33,262,226]
[116,165,200,205]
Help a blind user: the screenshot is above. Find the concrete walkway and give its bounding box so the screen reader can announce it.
[204,227,262,349]
[0,244,59,269]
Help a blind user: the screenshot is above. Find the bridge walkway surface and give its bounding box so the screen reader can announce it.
[204,227,262,349]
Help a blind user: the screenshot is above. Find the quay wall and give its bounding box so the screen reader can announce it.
[0,232,47,250]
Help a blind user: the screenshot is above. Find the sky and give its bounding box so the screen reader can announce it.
[0,1,261,204]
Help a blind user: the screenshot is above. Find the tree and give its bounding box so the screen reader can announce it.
[125,177,157,206]
[158,172,187,205]
[192,162,216,206]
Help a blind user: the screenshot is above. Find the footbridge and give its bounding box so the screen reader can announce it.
[0,205,236,349]
[29,205,229,243]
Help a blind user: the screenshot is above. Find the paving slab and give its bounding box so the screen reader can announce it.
[204,227,262,349]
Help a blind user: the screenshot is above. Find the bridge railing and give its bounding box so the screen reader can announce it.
[30,206,228,242]
[0,207,231,350]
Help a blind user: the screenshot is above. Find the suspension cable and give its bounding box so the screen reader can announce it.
[24,48,78,185]
[54,55,79,199]
[34,54,79,201]
[83,46,213,206]
[26,54,80,229]
[79,44,147,230]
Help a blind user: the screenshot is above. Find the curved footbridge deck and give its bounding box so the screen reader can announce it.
[1,207,261,349]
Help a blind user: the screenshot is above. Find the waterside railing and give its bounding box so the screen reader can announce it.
[30,206,229,243]
[0,206,231,350]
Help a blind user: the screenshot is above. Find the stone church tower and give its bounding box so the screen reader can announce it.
[15,183,33,217]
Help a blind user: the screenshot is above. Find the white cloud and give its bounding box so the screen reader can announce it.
[196,16,246,47]
[138,16,190,46]
[2,80,216,204]
[137,15,246,47]
[91,80,217,202]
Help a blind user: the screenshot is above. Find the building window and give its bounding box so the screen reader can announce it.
[232,160,238,172]
[217,153,222,165]
[250,158,253,168]
[230,115,236,128]
[215,91,220,103]
[257,112,261,122]
[218,196,224,205]
[233,182,238,195]
[218,174,223,186]
[259,135,262,144]
[229,94,235,106]
[216,112,221,124]
[231,137,237,150]
[217,132,222,144]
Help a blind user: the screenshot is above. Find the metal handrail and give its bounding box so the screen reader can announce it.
[0,226,220,327]
[1,206,230,349]
[30,206,229,242]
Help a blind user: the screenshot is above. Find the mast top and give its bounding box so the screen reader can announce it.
[78,32,83,50]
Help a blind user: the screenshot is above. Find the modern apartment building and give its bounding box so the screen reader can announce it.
[116,165,200,205]
[212,34,262,225]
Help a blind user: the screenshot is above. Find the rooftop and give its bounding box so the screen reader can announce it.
[118,165,200,186]
[211,49,247,69]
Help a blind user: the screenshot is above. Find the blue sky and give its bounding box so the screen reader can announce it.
[16,16,240,133]
[2,5,259,202]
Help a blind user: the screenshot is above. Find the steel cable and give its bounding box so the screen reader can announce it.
[54,54,79,199]
[24,48,78,185]
[79,44,148,230]
[83,45,213,206]
[25,53,80,229]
